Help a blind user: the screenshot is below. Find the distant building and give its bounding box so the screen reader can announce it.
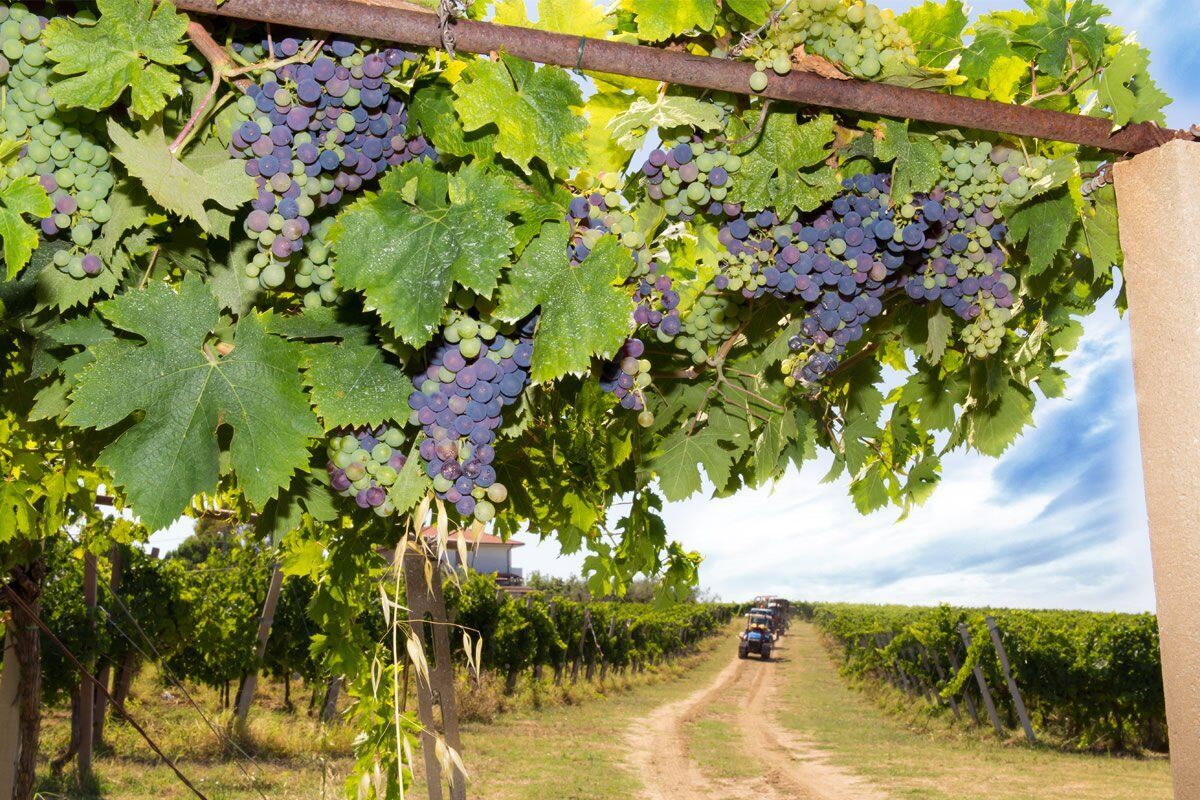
[425,529,530,594]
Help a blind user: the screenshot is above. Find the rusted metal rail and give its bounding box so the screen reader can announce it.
[175,0,1191,154]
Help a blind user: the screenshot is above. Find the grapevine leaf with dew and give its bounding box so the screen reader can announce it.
[727,112,839,214]
[64,274,322,531]
[497,221,633,382]
[329,159,521,347]
[453,55,587,174]
[42,0,190,118]
[609,95,726,151]
[107,121,258,234]
[304,342,413,431]
[0,177,52,279]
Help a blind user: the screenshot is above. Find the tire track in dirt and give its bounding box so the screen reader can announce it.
[627,635,888,800]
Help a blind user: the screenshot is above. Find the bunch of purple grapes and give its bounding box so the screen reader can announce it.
[228,33,432,306]
[406,316,535,521]
[598,338,655,425]
[326,425,408,517]
[642,135,739,221]
[633,261,682,337]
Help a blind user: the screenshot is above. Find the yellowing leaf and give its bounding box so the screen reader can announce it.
[493,0,613,38]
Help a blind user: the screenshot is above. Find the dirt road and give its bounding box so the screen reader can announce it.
[626,636,887,800]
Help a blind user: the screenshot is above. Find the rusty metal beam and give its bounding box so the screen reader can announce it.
[175,0,1191,154]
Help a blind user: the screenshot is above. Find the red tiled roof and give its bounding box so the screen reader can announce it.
[420,526,524,547]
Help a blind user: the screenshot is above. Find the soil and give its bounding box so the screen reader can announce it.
[625,636,888,800]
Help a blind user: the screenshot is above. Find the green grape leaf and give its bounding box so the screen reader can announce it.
[64,274,322,531]
[0,480,38,544]
[727,112,838,214]
[903,456,941,506]
[584,90,641,175]
[388,439,430,516]
[493,0,613,37]
[0,176,52,279]
[1097,40,1171,128]
[409,78,496,160]
[1006,186,1075,276]
[850,463,890,514]
[206,238,262,316]
[966,380,1034,457]
[875,119,940,201]
[33,240,127,313]
[265,305,372,345]
[925,308,952,364]
[651,423,735,502]
[329,159,520,347]
[897,0,968,68]
[107,121,257,233]
[626,0,717,41]
[1013,0,1107,78]
[256,473,337,544]
[304,342,413,431]
[1079,184,1121,281]
[43,0,190,118]
[497,221,632,382]
[724,0,770,23]
[609,95,725,151]
[453,55,586,174]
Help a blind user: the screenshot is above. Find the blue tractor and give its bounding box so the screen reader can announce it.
[738,612,774,660]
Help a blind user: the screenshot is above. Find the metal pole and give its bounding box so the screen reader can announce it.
[174,0,1191,154]
[1114,140,1200,799]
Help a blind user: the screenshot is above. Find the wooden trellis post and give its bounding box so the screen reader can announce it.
[1114,140,1200,799]
[234,562,284,723]
[922,644,960,720]
[958,624,1003,736]
[402,542,467,800]
[985,617,1036,743]
[78,552,97,784]
[92,544,123,749]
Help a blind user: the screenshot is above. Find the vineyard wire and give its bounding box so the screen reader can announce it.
[1,584,212,800]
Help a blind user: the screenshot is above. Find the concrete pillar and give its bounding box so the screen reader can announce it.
[1114,139,1200,798]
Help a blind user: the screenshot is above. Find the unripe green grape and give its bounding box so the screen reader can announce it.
[749,70,769,92]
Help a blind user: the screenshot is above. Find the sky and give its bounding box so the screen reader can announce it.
[148,0,1199,612]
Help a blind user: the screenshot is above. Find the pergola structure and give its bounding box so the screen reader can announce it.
[166,2,1199,795]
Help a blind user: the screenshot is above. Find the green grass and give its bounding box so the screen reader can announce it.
[775,622,1173,800]
[411,626,738,799]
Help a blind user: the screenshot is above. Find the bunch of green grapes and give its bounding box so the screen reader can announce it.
[641,136,740,220]
[938,141,1049,207]
[674,291,752,365]
[291,214,338,309]
[0,4,114,280]
[744,0,916,90]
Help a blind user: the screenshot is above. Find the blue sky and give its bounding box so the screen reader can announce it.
[148,0,1196,612]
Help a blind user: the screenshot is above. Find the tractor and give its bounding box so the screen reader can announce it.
[738,612,774,660]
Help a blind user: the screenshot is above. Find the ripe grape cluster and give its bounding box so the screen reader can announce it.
[742,0,915,88]
[407,314,532,522]
[326,425,408,517]
[228,33,431,306]
[599,338,655,425]
[0,4,114,280]
[633,261,682,338]
[642,136,740,220]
